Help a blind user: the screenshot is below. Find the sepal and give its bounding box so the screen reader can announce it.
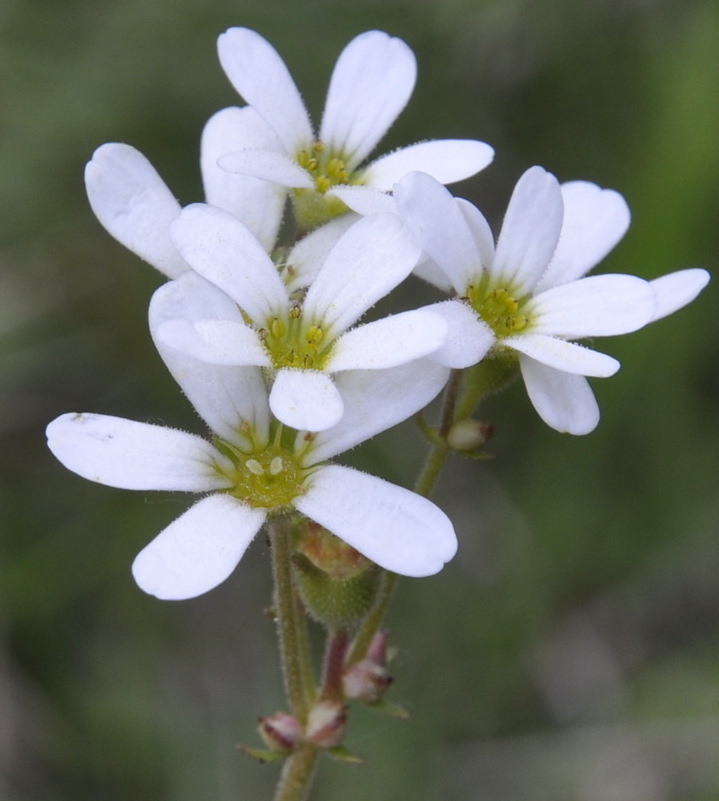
[291,522,381,629]
[238,746,290,763]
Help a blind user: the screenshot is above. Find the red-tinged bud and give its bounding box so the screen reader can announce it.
[342,658,393,703]
[258,712,303,752]
[305,700,347,749]
[446,419,494,451]
[343,631,393,702]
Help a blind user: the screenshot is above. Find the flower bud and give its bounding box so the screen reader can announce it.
[446,419,494,452]
[342,631,393,703]
[305,700,347,748]
[258,712,303,752]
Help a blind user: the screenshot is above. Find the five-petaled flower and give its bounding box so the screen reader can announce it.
[83,115,352,284]
[153,208,448,432]
[215,28,495,231]
[46,348,455,600]
[395,168,710,435]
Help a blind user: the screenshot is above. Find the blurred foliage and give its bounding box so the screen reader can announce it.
[1,0,718,799]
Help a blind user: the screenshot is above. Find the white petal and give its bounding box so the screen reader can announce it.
[46,413,230,491]
[328,309,448,372]
[327,185,397,216]
[294,465,457,576]
[456,197,496,268]
[218,149,314,189]
[493,166,564,295]
[423,299,495,368]
[519,356,600,435]
[201,107,286,250]
[149,274,271,449]
[217,27,313,153]
[650,268,710,322]
[505,333,619,377]
[394,172,483,294]
[320,31,416,169]
[149,270,242,329]
[132,495,266,600]
[412,256,454,292]
[364,139,495,190]
[530,274,656,337]
[282,215,358,292]
[269,369,344,431]
[306,360,450,464]
[156,318,270,367]
[170,203,288,322]
[85,143,188,278]
[537,181,631,291]
[302,214,421,337]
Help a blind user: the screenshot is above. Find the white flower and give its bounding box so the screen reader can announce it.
[84,108,286,275]
[154,208,449,431]
[215,28,494,231]
[83,124,362,292]
[46,351,455,600]
[395,168,710,435]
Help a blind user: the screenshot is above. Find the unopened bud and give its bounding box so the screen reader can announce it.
[305,700,347,749]
[258,712,303,752]
[446,419,494,452]
[342,631,393,703]
[343,658,393,703]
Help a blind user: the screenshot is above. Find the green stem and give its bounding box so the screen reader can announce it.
[347,570,397,665]
[268,515,314,723]
[414,368,462,497]
[271,744,320,801]
[348,370,465,665]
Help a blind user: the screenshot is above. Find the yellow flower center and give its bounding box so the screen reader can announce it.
[296,141,353,193]
[260,305,334,370]
[292,141,364,232]
[466,280,530,339]
[215,433,312,509]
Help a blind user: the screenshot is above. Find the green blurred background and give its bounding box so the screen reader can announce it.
[2,0,718,799]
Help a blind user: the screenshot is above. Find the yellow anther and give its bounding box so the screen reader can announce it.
[326,157,349,182]
[289,305,302,319]
[270,318,287,338]
[305,325,324,348]
[306,158,319,171]
[315,175,332,193]
[313,141,325,152]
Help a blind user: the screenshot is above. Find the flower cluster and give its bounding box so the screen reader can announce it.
[48,27,709,599]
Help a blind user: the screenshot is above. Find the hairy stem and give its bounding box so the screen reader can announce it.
[349,371,464,665]
[271,744,320,801]
[268,515,314,723]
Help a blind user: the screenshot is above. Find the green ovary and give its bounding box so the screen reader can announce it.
[262,310,334,370]
[217,440,310,509]
[467,281,530,339]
